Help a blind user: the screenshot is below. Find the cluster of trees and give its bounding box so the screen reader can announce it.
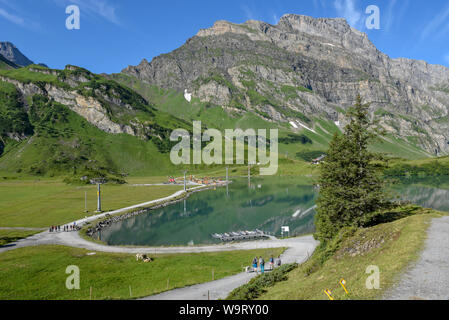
[0,84,33,143]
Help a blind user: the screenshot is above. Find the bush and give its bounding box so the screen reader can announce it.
[227,263,298,300]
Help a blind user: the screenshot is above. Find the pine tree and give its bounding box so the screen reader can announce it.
[314,95,387,243]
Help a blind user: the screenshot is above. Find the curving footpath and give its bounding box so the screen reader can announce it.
[0,187,319,300]
[0,227,318,300]
[384,216,449,300]
[141,236,318,300]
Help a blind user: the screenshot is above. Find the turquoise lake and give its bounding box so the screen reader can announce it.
[100,177,449,246]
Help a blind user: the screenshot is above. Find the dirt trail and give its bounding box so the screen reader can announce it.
[142,236,318,300]
[385,216,449,300]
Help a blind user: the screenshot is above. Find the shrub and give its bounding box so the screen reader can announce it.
[227,263,298,300]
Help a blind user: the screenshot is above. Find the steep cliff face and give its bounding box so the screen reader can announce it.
[0,64,191,177]
[0,75,135,136]
[0,65,189,146]
[122,14,449,155]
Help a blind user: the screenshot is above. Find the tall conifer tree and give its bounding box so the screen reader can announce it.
[314,95,387,242]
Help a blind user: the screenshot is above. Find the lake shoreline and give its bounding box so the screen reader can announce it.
[81,182,230,246]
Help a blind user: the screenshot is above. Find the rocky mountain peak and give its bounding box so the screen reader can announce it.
[278,14,350,33]
[195,14,378,58]
[121,14,449,155]
[279,14,379,57]
[0,41,34,67]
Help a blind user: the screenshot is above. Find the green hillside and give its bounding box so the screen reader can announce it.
[111,73,431,161]
[0,64,433,183]
[0,66,195,180]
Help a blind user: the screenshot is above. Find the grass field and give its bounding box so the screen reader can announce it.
[0,245,284,300]
[0,178,186,228]
[255,207,445,300]
[0,229,42,246]
[0,158,317,230]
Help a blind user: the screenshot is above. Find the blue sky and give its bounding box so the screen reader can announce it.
[1,0,449,74]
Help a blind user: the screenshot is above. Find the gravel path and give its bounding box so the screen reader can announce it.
[0,220,318,301]
[0,187,200,254]
[0,227,46,231]
[0,185,318,300]
[142,236,318,300]
[385,216,449,300]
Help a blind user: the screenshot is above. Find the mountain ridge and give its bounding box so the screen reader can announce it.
[122,14,449,156]
[1,15,447,180]
[0,53,19,69]
[0,42,34,67]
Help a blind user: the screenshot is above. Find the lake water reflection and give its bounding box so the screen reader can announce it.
[101,177,318,246]
[100,176,449,246]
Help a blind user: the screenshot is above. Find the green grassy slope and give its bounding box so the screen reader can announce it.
[0,245,284,300]
[0,65,433,182]
[0,66,198,179]
[0,87,174,178]
[228,206,446,300]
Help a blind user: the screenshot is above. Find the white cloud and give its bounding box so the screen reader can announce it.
[0,4,40,30]
[384,0,397,31]
[334,0,362,28]
[0,7,25,26]
[420,3,449,40]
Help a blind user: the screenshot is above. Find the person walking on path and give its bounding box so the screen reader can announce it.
[252,257,258,273]
[259,256,265,274]
[269,256,274,270]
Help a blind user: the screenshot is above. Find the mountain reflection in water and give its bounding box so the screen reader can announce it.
[100,176,449,246]
[101,177,318,246]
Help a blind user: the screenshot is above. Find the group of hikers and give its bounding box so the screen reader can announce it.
[168,177,176,184]
[49,223,78,233]
[252,255,281,274]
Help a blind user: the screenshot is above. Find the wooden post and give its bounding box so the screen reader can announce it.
[212,269,214,281]
[129,285,132,298]
[90,286,92,300]
[167,278,170,290]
